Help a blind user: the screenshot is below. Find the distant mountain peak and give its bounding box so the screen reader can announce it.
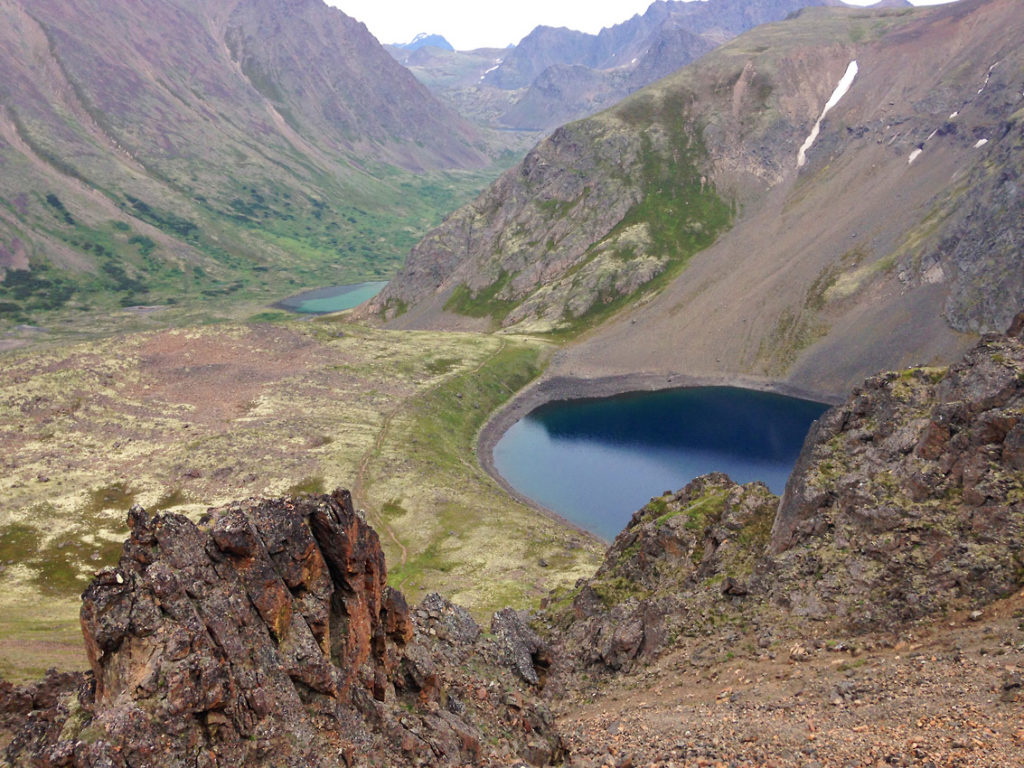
[396,33,454,52]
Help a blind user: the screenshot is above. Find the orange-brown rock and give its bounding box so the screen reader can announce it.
[8,490,563,767]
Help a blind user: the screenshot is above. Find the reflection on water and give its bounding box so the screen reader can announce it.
[493,386,829,540]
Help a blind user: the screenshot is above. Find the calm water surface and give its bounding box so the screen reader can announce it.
[492,386,829,540]
[277,281,387,314]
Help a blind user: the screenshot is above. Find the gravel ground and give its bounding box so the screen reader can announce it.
[554,590,1024,768]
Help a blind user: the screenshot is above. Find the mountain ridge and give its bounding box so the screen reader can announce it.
[364,0,1023,399]
[399,0,841,132]
[0,0,497,325]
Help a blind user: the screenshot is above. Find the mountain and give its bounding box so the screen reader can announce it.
[401,0,842,132]
[0,0,493,324]
[4,315,1023,765]
[392,33,455,52]
[362,0,1024,398]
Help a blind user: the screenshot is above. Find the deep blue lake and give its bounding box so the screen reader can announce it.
[492,386,829,541]
[277,282,387,314]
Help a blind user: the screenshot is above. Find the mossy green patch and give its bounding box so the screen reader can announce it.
[656,491,729,531]
[444,271,517,324]
[590,576,650,608]
[286,476,326,497]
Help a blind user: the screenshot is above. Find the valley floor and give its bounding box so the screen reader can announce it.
[0,318,603,680]
[554,589,1024,768]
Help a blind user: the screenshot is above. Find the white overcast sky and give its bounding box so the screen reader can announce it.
[326,0,957,50]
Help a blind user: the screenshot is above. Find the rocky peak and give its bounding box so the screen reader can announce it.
[8,490,563,767]
[74,489,410,766]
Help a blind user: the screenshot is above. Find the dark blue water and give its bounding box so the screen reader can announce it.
[492,386,829,540]
[277,282,387,314]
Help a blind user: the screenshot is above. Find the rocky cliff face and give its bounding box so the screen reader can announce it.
[767,316,1024,628]
[5,490,562,767]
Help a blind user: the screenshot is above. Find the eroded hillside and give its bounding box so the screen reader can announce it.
[367,0,1024,398]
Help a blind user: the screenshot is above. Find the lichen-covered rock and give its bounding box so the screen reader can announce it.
[490,608,552,686]
[768,316,1024,629]
[548,473,779,672]
[549,315,1024,672]
[5,490,563,767]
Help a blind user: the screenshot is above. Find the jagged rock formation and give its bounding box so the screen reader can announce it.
[5,490,562,767]
[768,317,1024,628]
[369,0,1024,398]
[544,314,1024,672]
[403,0,836,132]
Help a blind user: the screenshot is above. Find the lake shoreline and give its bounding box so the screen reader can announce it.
[476,370,844,542]
[274,282,388,315]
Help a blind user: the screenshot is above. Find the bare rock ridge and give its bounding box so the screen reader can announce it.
[4,316,1024,766]
[5,490,562,767]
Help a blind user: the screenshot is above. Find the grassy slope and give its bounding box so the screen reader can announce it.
[0,317,602,681]
[0,149,506,328]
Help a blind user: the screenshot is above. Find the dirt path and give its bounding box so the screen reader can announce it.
[353,407,408,567]
[352,337,508,570]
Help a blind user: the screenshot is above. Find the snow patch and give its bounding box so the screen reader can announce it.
[908,148,923,165]
[975,139,989,148]
[978,61,1000,95]
[797,61,859,169]
[922,262,945,285]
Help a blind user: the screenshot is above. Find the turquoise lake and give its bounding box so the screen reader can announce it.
[492,386,829,541]
[277,282,388,314]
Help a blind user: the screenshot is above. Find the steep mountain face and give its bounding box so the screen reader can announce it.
[0,0,490,323]
[403,0,837,132]
[222,0,480,169]
[366,0,1024,398]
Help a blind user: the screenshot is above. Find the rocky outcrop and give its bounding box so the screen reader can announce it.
[5,490,563,767]
[544,474,779,672]
[546,314,1024,672]
[767,315,1024,628]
